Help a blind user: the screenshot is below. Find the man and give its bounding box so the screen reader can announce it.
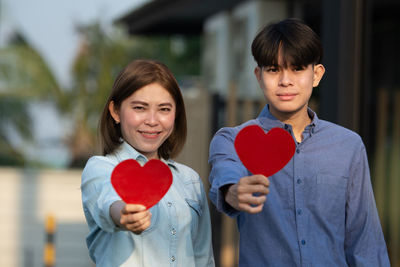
[208,18,390,266]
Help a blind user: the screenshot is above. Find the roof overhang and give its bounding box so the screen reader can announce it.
[116,0,246,35]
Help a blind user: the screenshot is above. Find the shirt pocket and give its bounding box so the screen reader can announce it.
[185,198,202,237]
[313,173,348,225]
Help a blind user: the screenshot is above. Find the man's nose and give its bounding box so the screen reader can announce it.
[279,70,293,86]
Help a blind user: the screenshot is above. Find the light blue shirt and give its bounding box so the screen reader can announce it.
[209,105,390,267]
[81,141,215,267]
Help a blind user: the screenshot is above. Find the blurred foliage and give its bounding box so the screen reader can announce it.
[0,23,201,168]
[0,33,64,166]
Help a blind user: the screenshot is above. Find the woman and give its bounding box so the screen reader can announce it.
[81,59,215,267]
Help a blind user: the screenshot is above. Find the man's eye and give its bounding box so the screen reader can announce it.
[293,66,305,71]
[160,108,171,112]
[265,67,278,72]
[133,106,144,110]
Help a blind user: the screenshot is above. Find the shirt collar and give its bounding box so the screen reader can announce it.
[257,105,285,131]
[257,104,319,133]
[306,108,319,134]
[114,141,178,170]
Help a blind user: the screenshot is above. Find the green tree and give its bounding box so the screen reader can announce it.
[66,24,137,166]
[0,24,201,168]
[0,33,64,166]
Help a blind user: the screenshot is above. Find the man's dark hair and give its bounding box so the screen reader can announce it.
[251,18,323,68]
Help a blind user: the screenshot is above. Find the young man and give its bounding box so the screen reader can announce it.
[208,18,390,266]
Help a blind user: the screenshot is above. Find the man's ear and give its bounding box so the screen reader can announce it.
[254,66,262,83]
[109,101,120,124]
[313,64,325,87]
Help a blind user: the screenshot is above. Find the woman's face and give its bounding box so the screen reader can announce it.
[109,83,176,159]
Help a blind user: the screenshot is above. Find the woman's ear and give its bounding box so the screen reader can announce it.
[313,64,325,87]
[109,101,120,124]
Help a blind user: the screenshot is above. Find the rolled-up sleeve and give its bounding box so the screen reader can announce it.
[344,146,390,266]
[81,156,121,233]
[208,127,249,217]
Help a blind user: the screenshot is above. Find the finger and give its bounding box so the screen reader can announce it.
[251,175,270,186]
[123,204,147,214]
[240,175,269,187]
[237,183,269,195]
[131,219,152,234]
[126,213,152,233]
[238,202,265,214]
[126,212,151,229]
[120,210,150,225]
[238,193,267,206]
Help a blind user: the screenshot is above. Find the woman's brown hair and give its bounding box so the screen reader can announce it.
[99,59,187,159]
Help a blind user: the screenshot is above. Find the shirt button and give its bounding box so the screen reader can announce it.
[296,148,300,154]
[297,179,302,184]
[301,239,306,245]
[171,228,176,235]
[171,256,176,262]
[167,202,172,207]
[297,209,302,215]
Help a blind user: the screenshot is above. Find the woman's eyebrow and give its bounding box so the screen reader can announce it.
[159,102,173,107]
[129,100,148,106]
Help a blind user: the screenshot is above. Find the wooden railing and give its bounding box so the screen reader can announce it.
[373,89,400,267]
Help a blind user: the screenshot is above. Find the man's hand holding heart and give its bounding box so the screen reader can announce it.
[223,174,270,214]
[223,125,295,214]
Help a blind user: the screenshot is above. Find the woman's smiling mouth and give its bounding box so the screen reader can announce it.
[139,130,161,138]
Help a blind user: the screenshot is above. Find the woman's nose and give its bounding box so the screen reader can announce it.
[144,110,158,126]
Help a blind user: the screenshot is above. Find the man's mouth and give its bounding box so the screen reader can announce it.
[277,93,297,101]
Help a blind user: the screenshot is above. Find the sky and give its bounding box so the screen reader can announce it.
[1,0,150,167]
[1,0,149,87]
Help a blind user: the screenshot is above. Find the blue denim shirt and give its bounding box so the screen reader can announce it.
[209,105,390,267]
[81,142,215,267]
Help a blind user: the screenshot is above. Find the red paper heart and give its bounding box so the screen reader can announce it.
[111,159,172,209]
[234,125,296,177]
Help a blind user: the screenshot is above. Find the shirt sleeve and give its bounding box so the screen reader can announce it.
[208,127,249,217]
[81,156,122,233]
[344,145,390,266]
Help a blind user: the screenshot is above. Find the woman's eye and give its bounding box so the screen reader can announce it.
[160,107,171,112]
[133,106,145,110]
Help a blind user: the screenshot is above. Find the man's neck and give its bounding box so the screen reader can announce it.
[270,106,311,143]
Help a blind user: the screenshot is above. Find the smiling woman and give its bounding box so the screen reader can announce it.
[108,82,177,160]
[99,59,187,160]
[80,59,215,267]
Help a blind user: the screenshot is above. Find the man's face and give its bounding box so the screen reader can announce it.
[255,53,325,121]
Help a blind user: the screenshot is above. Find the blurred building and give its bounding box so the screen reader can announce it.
[118,0,400,267]
[0,168,93,267]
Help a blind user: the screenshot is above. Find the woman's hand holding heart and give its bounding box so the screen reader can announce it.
[110,200,152,234]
